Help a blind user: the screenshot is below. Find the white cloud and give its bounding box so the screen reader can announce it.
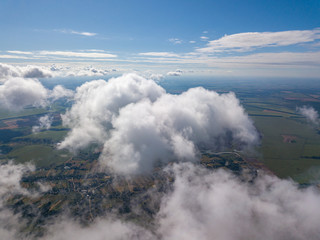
[23,65,53,78]
[197,29,320,53]
[7,50,33,55]
[0,161,47,239]
[32,114,53,133]
[0,64,74,110]
[0,63,53,80]
[0,160,320,240]
[200,36,209,41]
[40,51,117,58]
[169,38,183,44]
[167,69,183,76]
[64,66,110,77]
[50,85,74,100]
[0,63,112,80]
[0,161,35,202]
[70,30,97,37]
[0,77,48,110]
[3,162,319,240]
[189,40,196,44]
[156,163,320,240]
[43,217,153,240]
[139,52,179,57]
[149,73,164,81]
[58,29,97,37]
[58,73,165,151]
[58,74,258,174]
[0,54,34,59]
[297,106,319,124]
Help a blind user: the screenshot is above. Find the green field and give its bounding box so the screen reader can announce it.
[7,144,71,167]
[17,130,68,142]
[246,97,320,183]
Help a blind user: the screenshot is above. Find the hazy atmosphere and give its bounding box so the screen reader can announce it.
[1,1,320,239]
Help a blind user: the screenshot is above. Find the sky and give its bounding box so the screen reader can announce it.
[1,0,320,78]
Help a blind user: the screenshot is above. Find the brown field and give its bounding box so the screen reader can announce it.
[281,135,298,143]
[0,118,28,129]
[263,109,283,114]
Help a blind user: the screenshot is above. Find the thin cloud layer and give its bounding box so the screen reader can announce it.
[139,52,179,57]
[39,51,117,59]
[198,29,320,53]
[58,73,258,174]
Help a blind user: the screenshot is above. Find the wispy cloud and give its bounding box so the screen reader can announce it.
[7,50,33,55]
[57,29,97,37]
[0,54,35,59]
[39,50,117,58]
[138,52,179,57]
[200,36,209,41]
[197,29,320,53]
[169,38,182,44]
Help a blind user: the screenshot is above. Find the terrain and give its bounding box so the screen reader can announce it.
[0,76,320,237]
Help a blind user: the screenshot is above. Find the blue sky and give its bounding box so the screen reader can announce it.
[1,0,320,78]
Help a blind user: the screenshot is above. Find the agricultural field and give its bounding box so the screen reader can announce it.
[241,88,320,183]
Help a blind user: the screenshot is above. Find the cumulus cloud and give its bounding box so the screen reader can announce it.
[198,29,320,53]
[32,114,53,133]
[0,77,48,110]
[297,106,319,124]
[23,66,53,78]
[58,73,258,174]
[155,163,320,240]
[0,63,53,80]
[166,69,183,76]
[3,162,319,240]
[149,73,164,81]
[50,85,74,100]
[0,63,74,110]
[58,73,165,151]
[64,66,110,77]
